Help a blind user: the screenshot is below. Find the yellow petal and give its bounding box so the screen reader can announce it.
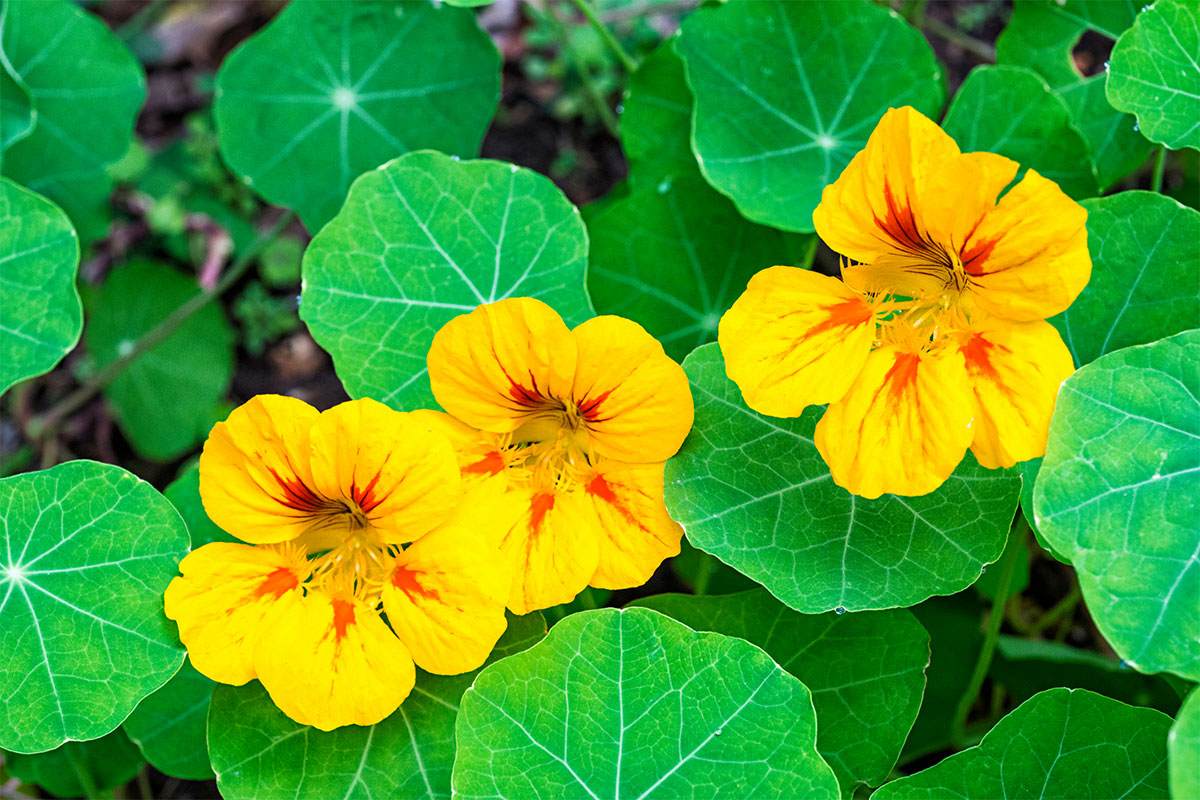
[569,315,694,463]
[163,543,307,685]
[584,462,682,590]
[960,320,1075,469]
[254,592,415,730]
[198,395,321,544]
[427,298,577,434]
[815,345,975,499]
[960,169,1091,322]
[306,399,461,546]
[382,525,510,675]
[500,488,601,615]
[718,266,875,416]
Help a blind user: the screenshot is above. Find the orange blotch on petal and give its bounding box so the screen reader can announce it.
[499,487,601,615]
[585,463,682,590]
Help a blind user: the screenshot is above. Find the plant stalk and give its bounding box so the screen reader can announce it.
[922,16,996,62]
[1151,147,1167,193]
[63,742,102,800]
[567,0,638,73]
[545,1,622,137]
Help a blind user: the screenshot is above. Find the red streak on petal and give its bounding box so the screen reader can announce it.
[254,567,299,600]
[884,352,922,404]
[331,599,356,642]
[964,334,1018,399]
[586,474,649,533]
[529,492,555,534]
[391,563,441,603]
[805,298,873,339]
[961,236,1000,276]
[577,389,613,423]
[350,454,390,514]
[266,466,327,513]
[875,181,928,252]
[464,450,506,476]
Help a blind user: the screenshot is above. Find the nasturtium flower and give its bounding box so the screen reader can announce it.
[422,297,694,614]
[720,106,1088,499]
[165,395,511,731]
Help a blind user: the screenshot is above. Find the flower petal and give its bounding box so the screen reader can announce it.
[382,525,510,675]
[198,395,321,544]
[254,592,415,731]
[500,488,601,615]
[719,266,875,416]
[960,320,1075,469]
[960,168,1090,322]
[163,543,307,685]
[815,345,975,499]
[584,462,682,589]
[306,399,461,545]
[427,297,577,434]
[570,315,693,463]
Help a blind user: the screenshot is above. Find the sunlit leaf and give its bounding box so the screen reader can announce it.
[4,729,143,798]
[1170,689,1200,799]
[122,658,214,781]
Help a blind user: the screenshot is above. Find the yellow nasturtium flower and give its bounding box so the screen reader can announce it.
[720,106,1089,499]
[164,396,511,731]
[422,297,695,614]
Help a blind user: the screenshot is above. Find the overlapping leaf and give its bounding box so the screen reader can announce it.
[301,150,592,412]
[123,658,214,781]
[453,607,840,799]
[1170,690,1200,799]
[0,461,188,753]
[4,729,144,798]
[665,344,1022,612]
[214,0,500,231]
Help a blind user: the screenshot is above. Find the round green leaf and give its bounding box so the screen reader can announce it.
[84,260,235,461]
[620,41,697,180]
[453,607,840,799]
[0,460,188,754]
[301,150,593,412]
[1034,330,1200,680]
[5,729,144,798]
[214,0,500,232]
[665,344,1022,613]
[0,0,145,240]
[876,688,1171,799]
[941,65,1099,199]
[1170,689,1200,799]
[122,657,214,780]
[0,47,33,152]
[0,178,80,394]
[163,462,236,549]
[996,0,1138,88]
[1106,0,1200,151]
[633,590,929,796]
[209,613,546,800]
[1058,75,1154,192]
[677,0,944,233]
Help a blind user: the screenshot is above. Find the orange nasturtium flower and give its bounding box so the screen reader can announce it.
[420,297,695,614]
[720,106,1090,499]
[164,396,511,731]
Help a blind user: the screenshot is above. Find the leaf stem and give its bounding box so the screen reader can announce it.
[545,1,622,137]
[950,518,1027,747]
[1027,583,1082,636]
[1151,147,1167,193]
[567,0,638,73]
[921,16,996,62]
[63,742,102,800]
[28,211,295,441]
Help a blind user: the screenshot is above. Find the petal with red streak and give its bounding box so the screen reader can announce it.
[585,461,682,589]
[499,487,601,615]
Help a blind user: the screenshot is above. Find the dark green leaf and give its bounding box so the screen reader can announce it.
[0,48,33,152]
[672,536,759,596]
[619,41,696,180]
[1058,76,1154,191]
[122,657,214,780]
[5,729,143,798]
[996,0,1138,88]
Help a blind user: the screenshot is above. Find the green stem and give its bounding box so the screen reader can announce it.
[545,1,621,137]
[28,211,295,440]
[1151,147,1167,193]
[693,553,714,595]
[63,742,101,800]
[136,767,153,800]
[567,0,638,73]
[118,0,171,42]
[1027,584,1082,636]
[950,519,1027,747]
[922,16,996,62]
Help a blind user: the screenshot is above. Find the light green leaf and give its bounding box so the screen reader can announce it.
[0,178,80,395]
[876,688,1171,799]
[665,344,1022,612]
[1058,75,1154,191]
[632,591,929,796]
[1034,330,1200,680]
[163,462,236,549]
[619,40,696,180]
[122,657,214,781]
[0,460,188,754]
[677,0,944,232]
[214,0,500,232]
[209,612,546,800]
[453,607,840,799]
[996,0,1138,88]
[1170,689,1200,799]
[84,260,235,461]
[0,0,145,240]
[941,65,1099,199]
[5,729,143,798]
[1107,0,1200,151]
[301,150,593,412]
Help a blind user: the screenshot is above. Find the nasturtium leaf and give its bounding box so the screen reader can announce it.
[633,590,929,796]
[209,613,546,800]
[5,729,144,798]
[620,41,696,180]
[214,0,500,232]
[1170,689,1200,799]
[941,66,1098,199]
[1034,331,1200,681]
[301,150,593,412]
[996,0,1138,88]
[0,460,188,754]
[0,178,80,395]
[84,260,235,461]
[1058,76,1154,192]
[0,0,145,240]
[677,0,944,232]
[0,50,33,153]
[875,688,1171,799]
[992,636,1183,715]
[1106,0,1200,151]
[666,344,1022,612]
[164,462,235,549]
[672,537,759,596]
[453,607,840,799]
[122,657,214,781]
